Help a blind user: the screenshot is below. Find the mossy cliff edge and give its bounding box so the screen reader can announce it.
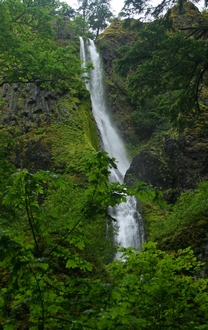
[0,79,98,178]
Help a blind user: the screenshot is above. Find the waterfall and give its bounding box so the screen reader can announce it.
[80,37,144,256]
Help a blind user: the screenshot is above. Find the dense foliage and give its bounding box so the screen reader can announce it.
[1,0,208,329]
[115,6,208,135]
[0,0,113,91]
[150,181,208,249]
[0,0,87,91]
[97,243,208,329]
[0,149,125,329]
[0,130,208,329]
[1,148,208,329]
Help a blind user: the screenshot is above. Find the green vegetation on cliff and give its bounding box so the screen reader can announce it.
[151,182,208,249]
[96,3,208,148]
[115,6,208,134]
[95,1,208,284]
[1,0,208,328]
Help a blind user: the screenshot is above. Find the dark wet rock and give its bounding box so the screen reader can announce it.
[125,131,208,195]
[14,138,52,172]
[0,83,69,132]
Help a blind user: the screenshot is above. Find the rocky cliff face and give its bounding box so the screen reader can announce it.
[96,19,140,74]
[0,15,99,175]
[125,130,208,199]
[1,83,62,132]
[0,81,98,174]
[123,105,208,275]
[123,0,208,196]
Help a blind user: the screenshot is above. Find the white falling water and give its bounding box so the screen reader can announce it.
[80,37,144,256]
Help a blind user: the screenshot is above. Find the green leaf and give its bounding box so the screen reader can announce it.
[66,259,77,269]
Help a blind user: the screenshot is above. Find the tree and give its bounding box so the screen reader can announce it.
[60,4,76,18]
[88,0,113,36]
[88,243,208,329]
[78,0,90,22]
[0,151,126,329]
[115,17,208,129]
[121,0,151,19]
[0,0,86,92]
[1,147,208,329]
[78,0,113,36]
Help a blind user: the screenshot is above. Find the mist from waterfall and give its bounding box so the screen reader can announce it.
[79,37,144,256]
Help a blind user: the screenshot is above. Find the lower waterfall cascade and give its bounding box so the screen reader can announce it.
[79,37,145,256]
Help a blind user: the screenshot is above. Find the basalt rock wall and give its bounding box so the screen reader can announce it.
[125,131,208,199]
[0,81,98,173]
[1,83,62,133]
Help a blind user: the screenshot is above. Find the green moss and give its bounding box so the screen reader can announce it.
[49,94,98,173]
[140,201,167,241]
[97,19,138,44]
[79,103,99,151]
[7,89,98,178]
[158,220,208,251]
[132,132,165,159]
[149,182,208,251]
[96,19,138,58]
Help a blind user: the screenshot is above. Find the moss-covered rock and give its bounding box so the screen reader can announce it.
[169,1,205,31]
[1,81,98,176]
[126,128,208,196]
[96,19,141,146]
[96,19,139,74]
